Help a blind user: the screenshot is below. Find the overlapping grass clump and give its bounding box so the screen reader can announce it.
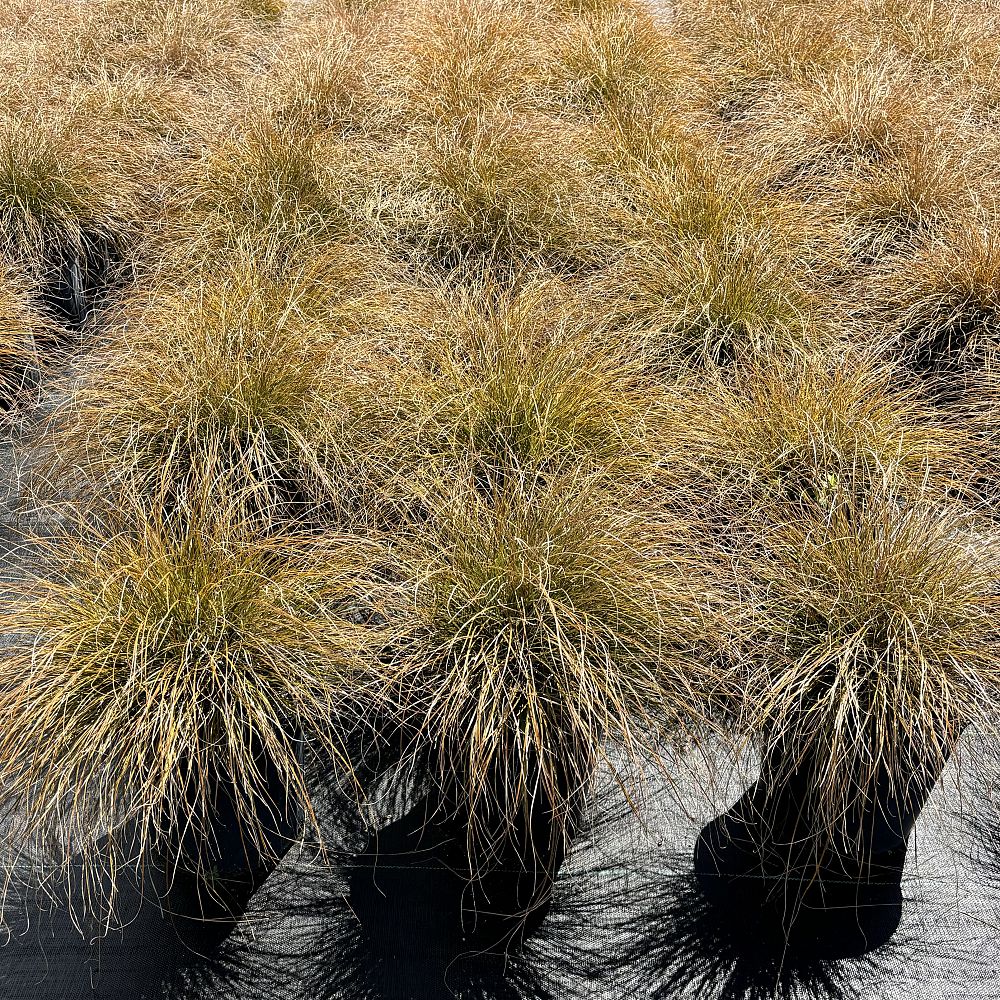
[375,470,719,855]
[0,267,47,416]
[0,500,380,889]
[743,494,1000,843]
[1,0,1000,929]
[0,105,143,310]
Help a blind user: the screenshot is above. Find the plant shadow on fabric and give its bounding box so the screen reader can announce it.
[235,771,618,1000]
[958,756,1000,920]
[616,847,940,1000]
[0,847,247,1000]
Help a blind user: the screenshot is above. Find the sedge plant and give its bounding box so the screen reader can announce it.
[540,2,711,123]
[0,495,383,914]
[371,466,722,877]
[666,348,972,531]
[739,490,1000,849]
[162,109,386,265]
[591,154,821,367]
[0,102,144,317]
[0,267,46,416]
[869,221,1000,380]
[32,247,404,525]
[385,106,598,280]
[392,279,657,492]
[373,0,548,125]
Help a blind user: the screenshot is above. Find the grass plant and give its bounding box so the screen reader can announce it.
[668,349,970,525]
[591,157,820,366]
[870,222,1000,377]
[26,0,277,90]
[672,0,861,118]
[542,3,710,122]
[32,248,402,522]
[0,102,143,300]
[373,469,722,857]
[374,0,547,125]
[0,267,46,415]
[0,498,382,907]
[164,112,386,262]
[741,492,1000,844]
[393,280,656,490]
[258,11,377,133]
[386,107,597,279]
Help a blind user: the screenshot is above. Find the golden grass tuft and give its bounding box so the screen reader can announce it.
[542,4,710,121]
[258,12,375,133]
[33,250,394,519]
[0,104,143,289]
[374,470,722,854]
[375,0,547,124]
[743,493,1000,841]
[667,350,970,529]
[393,280,656,489]
[862,0,988,72]
[0,501,381,899]
[870,222,1000,375]
[35,0,275,88]
[672,0,862,117]
[387,108,598,277]
[592,157,820,366]
[166,113,382,257]
[742,61,989,256]
[0,267,46,414]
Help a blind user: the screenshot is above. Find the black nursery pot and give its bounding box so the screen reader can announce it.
[693,736,952,959]
[349,760,579,959]
[158,725,304,948]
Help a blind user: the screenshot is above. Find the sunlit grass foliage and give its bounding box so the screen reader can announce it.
[0,501,382,900]
[373,470,723,856]
[1,0,999,927]
[742,493,1000,843]
[0,267,46,415]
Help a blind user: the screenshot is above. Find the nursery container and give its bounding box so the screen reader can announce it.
[694,734,950,958]
[158,723,304,946]
[350,756,580,957]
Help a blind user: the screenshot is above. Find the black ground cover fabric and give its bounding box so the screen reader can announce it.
[0,743,997,1000]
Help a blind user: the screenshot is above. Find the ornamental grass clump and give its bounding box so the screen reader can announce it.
[542,3,711,122]
[397,280,656,492]
[377,469,720,859]
[376,0,546,125]
[166,113,382,261]
[593,158,820,366]
[0,268,46,415]
[741,62,987,259]
[864,0,986,72]
[872,222,1000,379]
[742,493,1000,844]
[258,11,378,135]
[694,489,1000,956]
[670,349,970,526]
[31,0,277,90]
[672,0,860,118]
[0,104,143,319]
[388,108,597,279]
[34,253,393,522]
[840,122,988,252]
[0,500,379,909]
